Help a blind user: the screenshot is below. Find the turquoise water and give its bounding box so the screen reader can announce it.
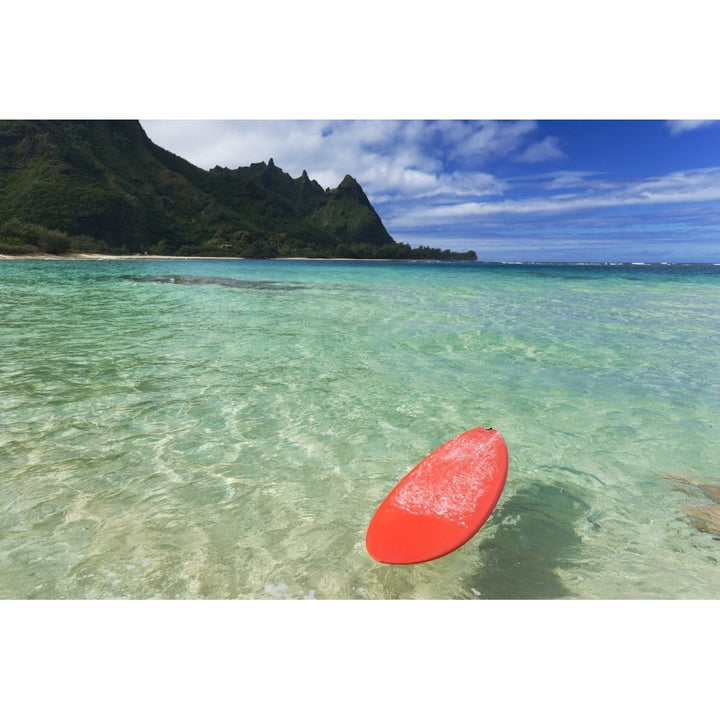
[1,258,719,598]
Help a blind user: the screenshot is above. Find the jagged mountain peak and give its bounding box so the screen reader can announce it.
[0,120,476,260]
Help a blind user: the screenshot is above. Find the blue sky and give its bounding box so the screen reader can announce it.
[141,120,720,262]
[7,4,718,262]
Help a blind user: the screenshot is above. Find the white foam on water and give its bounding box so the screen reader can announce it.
[264,582,316,599]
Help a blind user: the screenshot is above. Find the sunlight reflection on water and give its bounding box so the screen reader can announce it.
[1,259,719,598]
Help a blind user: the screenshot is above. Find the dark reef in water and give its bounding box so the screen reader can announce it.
[126,274,306,291]
[666,473,720,538]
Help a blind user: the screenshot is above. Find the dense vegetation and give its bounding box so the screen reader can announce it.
[0,120,476,260]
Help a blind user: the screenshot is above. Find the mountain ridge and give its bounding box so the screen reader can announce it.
[0,120,476,260]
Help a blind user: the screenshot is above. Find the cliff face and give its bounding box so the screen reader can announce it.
[0,120,476,260]
[0,120,211,252]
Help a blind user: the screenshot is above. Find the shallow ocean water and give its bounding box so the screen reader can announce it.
[1,258,718,598]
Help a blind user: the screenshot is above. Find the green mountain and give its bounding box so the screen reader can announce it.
[0,120,476,260]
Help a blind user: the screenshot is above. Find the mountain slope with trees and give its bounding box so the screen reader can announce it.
[0,120,476,260]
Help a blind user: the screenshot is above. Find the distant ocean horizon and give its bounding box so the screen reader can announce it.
[3,252,718,265]
[2,257,718,598]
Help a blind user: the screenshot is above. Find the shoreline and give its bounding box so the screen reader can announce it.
[0,253,400,262]
[2,253,716,266]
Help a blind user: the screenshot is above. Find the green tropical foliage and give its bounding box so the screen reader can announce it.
[0,120,477,261]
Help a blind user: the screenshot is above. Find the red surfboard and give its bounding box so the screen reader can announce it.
[366,427,508,564]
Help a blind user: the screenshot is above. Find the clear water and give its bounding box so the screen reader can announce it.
[1,258,719,598]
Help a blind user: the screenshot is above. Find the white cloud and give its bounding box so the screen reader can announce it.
[516,136,567,163]
[435,171,507,198]
[164,120,333,172]
[389,167,720,225]
[512,170,610,191]
[542,170,607,189]
[451,120,537,160]
[141,119,520,202]
[666,120,718,135]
